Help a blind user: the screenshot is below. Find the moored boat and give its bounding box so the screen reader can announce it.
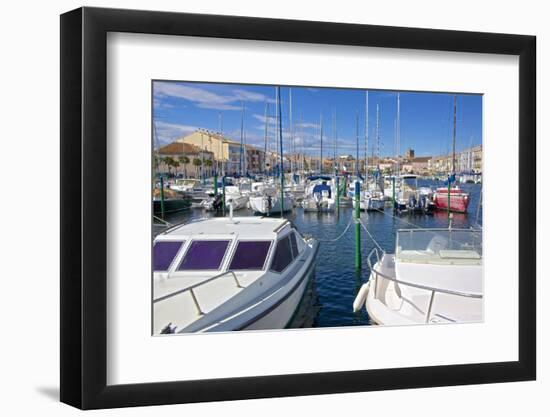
[353,227,483,325]
[153,217,319,333]
[153,188,192,215]
[249,190,294,215]
[433,186,470,213]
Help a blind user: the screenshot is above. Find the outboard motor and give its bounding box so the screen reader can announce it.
[212,193,223,210]
[408,195,417,210]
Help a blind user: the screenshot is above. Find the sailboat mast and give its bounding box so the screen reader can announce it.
[356,111,360,176]
[300,112,305,173]
[239,101,245,176]
[396,93,400,176]
[277,86,285,218]
[263,103,269,174]
[289,88,293,175]
[452,95,457,174]
[319,114,323,174]
[376,104,380,171]
[332,110,336,175]
[365,90,369,181]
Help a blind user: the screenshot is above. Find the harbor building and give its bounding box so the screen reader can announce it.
[155,142,215,178]
[176,129,266,175]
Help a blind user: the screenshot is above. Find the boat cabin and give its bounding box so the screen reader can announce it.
[153,217,313,333]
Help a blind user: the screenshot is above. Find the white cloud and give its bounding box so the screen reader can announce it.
[153,121,200,146]
[153,82,274,111]
[233,89,275,104]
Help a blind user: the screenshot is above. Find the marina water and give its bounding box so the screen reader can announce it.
[157,180,482,329]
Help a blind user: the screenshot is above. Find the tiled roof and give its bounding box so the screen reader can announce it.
[157,142,210,155]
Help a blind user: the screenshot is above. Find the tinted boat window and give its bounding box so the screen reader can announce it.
[153,241,184,271]
[229,241,272,270]
[270,236,293,273]
[178,240,230,270]
[289,232,299,258]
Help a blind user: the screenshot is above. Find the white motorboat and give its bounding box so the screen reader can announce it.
[170,178,203,193]
[301,176,336,212]
[201,185,249,211]
[353,227,483,325]
[249,189,294,214]
[170,178,214,208]
[153,217,319,333]
[353,189,385,212]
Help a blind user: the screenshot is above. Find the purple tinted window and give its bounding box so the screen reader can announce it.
[153,241,184,271]
[178,240,230,270]
[229,241,272,270]
[270,236,293,273]
[289,232,299,257]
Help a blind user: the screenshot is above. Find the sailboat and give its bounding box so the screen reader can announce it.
[249,86,294,215]
[433,96,470,213]
[354,98,385,212]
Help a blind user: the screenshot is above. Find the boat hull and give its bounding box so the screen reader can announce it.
[153,198,191,215]
[243,261,316,330]
[249,195,294,214]
[433,189,470,213]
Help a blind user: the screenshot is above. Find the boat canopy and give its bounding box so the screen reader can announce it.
[307,175,332,181]
[312,183,331,198]
[396,228,482,265]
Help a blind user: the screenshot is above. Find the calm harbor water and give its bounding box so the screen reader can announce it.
[158,180,482,329]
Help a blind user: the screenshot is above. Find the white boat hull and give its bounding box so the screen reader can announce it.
[249,194,294,214]
[243,258,316,330]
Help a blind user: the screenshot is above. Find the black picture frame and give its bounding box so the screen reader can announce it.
[60,6,536,410]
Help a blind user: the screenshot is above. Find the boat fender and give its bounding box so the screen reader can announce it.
[352,282,370,313]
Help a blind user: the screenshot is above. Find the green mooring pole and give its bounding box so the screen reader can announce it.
[336,176,340,211]
[447,175,451,218]
[160,176,166,220]
[354,180,361,270]
[214,172,218,195]
[222,176,226,215]
[392,176,396,210]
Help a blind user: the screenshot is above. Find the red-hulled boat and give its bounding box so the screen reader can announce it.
[433,186,469,213]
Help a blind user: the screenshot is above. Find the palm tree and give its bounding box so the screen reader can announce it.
[173,160,180,177]
[192,158,202,179]
[163,156,175,176]
[204,159,213,177]
[179,155,190,178]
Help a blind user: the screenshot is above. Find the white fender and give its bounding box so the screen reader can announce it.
[353,282,370,313]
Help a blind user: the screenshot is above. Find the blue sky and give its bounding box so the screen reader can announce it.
[153,81,482,158]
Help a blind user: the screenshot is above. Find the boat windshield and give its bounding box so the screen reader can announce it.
[177,240,230,270]
[228,241,272,270]
[396,229,482,265]
[153,241,184,271]
[177,179,198,186]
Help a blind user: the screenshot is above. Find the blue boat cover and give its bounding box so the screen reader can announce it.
[308,175,332,181]
[312,183,331,198]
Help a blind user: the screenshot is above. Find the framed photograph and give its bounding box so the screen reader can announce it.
[60,6,536,409]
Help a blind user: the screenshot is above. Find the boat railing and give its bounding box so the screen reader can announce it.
[366,248,482,324]
[154,270,243,316]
